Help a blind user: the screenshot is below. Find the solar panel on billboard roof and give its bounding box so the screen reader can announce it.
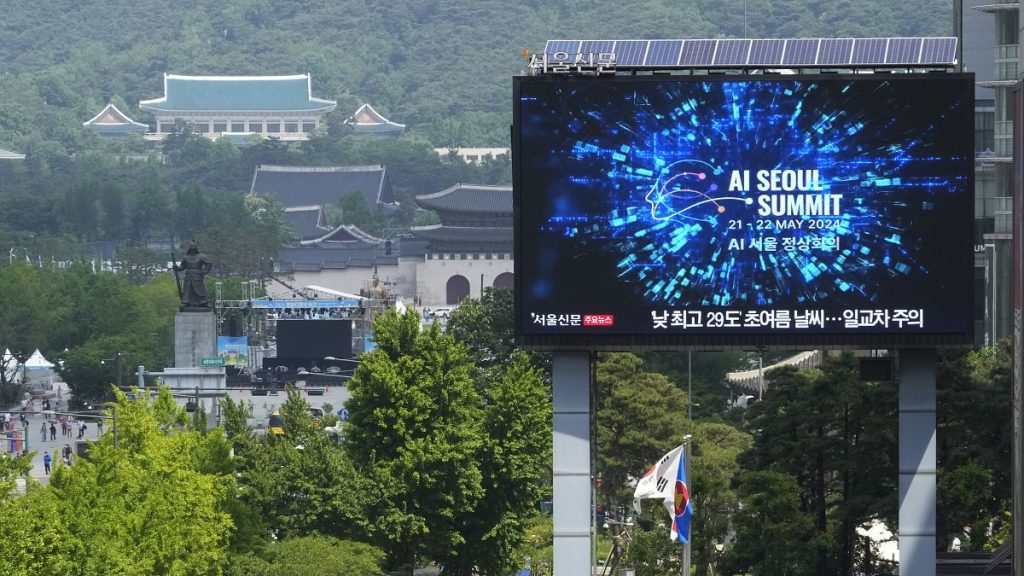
[781,38,820,66]
[614,40,649,66]
[886,38,922,64]
[580,40,615,56]
[817,38,854,65]
[713,39,751,66]
[680,40,716,66]
[748,39,784,65]
[644,40,684,66]
[920,37,957,64]
[850,38,887,65]
[545,40,582,60]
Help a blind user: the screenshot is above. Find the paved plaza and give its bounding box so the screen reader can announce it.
[3,384,352,484]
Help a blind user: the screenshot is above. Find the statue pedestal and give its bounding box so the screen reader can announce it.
[175,311,217,368]
[167,311,222,428]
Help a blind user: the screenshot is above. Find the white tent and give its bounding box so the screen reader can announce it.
[24,349,54,370]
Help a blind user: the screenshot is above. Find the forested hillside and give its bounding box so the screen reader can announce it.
[0,0,952,149]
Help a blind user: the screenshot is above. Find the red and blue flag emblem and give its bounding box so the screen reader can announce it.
[671,451,693,544]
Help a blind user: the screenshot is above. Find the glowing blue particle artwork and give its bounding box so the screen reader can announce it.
[520,77,970,321]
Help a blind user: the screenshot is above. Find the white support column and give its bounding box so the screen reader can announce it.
[898,349,936,576]
[552,352,592,576]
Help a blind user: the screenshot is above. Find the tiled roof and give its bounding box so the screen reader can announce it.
[410,225,513,242]
[83,103,148,134]
[284,206,327,241]
[300,224,385,246]
[409,225,513,252]
[139,74,337,113]
[250,165,394,208]
[345,103,405,135]
[276,245,399,272]
[415,184,512,215]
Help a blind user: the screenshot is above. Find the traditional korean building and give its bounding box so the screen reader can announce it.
[267,183,512,308]
[250,164,394,209]
[0,148,25,160]
[410,184,513,305]
[274,223,404,286]
[284,206,331,243]
[344,103,405,136]
[139,74,336,141]
[434,147,510,164]
[83,103,149,136]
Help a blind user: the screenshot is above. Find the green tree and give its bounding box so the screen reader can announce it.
[596,353,689,509]
[445,287,516,371]
[226,535,386,576]
[234,427,373,542]
[335,191,382,236]
[0,387,234,575]
[0,489,76,576]
[691,421,751,576]
[202,193,294,278]
[345,309,484,571]
[439,353,552,575]
[739,354,897,575]
[936,343,1012,550]
[725,471,821,576]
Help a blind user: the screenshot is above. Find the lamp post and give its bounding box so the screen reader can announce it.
[101,352,124,390]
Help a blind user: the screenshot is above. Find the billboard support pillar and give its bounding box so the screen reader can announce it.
[898,349,936,576]
[552,352,592,576]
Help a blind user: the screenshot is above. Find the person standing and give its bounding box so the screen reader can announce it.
[40,422,47,442]
[96,419,103,436]
[49,423,56,441]
[43,451,51,474]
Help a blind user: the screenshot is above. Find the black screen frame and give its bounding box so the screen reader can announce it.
[512,72,976,351]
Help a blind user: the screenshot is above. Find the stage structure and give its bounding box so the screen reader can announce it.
[213,270,399,366]
[515,37,972,576]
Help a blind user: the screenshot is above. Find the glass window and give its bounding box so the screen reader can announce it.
[267,122,281,133]
[285,123,299,133]
[975,109,995,154]
[302,122,317,133]
[213,122,227,133]
[231,122,245,132]
[249,123,264,133]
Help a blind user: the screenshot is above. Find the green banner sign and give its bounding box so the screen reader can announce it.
[200,357,226,367]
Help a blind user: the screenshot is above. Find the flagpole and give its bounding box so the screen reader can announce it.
[682,435,692,576]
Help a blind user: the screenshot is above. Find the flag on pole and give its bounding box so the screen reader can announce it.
[671,446,693,544]
[633,443,693,543]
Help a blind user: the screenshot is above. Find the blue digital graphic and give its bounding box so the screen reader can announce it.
[516,76,973,340]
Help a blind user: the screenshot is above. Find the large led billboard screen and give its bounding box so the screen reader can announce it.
[514,74,974,349]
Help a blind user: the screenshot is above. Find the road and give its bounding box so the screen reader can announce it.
[223,385,352,431]
[2,384,352,484]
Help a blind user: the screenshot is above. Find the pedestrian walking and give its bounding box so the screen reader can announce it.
[77,423,86,439]
[96,419,103,436]
[49,423,56,441]
[43,451,51,474]
[40,422,47,442]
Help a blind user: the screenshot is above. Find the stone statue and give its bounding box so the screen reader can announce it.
[173,242,213,310]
